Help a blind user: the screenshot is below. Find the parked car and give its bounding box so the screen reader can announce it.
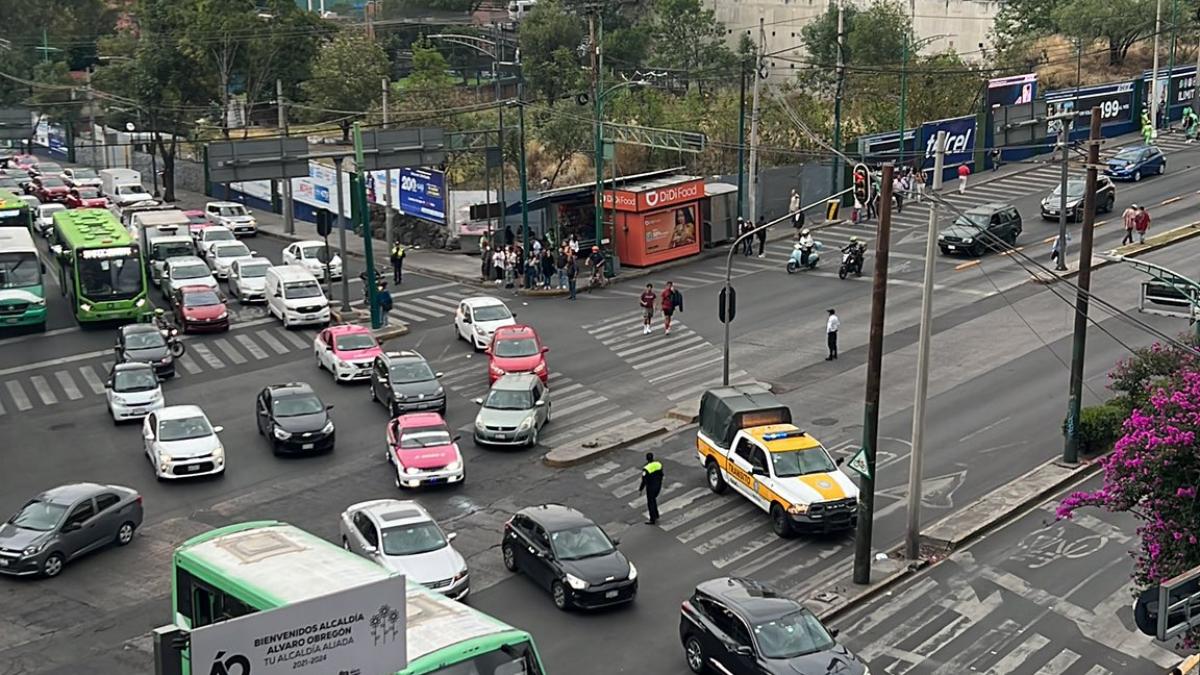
[61,167,103,188]
[282,240,342,280]
[0,176,21,190]
[339,499,469,600]
[1105,144,1166,182]
[171,285,230,333]
[369,350,446,416]
[937,203,1022,257]
[114,323,175,378]
[454,296,517,350]
[143,405,226,480]
[472,373,550,447]
[0,483,143,578]
[105,362,164,423]
[487,324,549,383]
[32,175,70,203]
[255,382,336,454]
[501,504,637,610]
[314,324,382,382]
[386,412,464,488]
[205,240,255,280]
[679,577,868,675]
[227,257,271,303]
[161,255,218,298]
[64,187,108,210]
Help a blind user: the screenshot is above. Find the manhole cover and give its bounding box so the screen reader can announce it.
[811,417,837,427]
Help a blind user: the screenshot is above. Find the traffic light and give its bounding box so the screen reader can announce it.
[719,286,737,324]
[315,209,334,237]
[852,164,872,206]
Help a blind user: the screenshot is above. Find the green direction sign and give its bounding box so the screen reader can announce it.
[847,447,871,480]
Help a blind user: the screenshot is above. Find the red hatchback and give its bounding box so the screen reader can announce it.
[486,324,549,383]
[64,187,108,209]
[33,175,70,203]
[171,285,230,333]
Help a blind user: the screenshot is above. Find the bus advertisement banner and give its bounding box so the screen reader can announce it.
[190,576,408,675]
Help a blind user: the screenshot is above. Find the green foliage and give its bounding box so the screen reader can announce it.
[1108,337,1200,410]
[1063,404,1127,454]
[518,0,586,105]
[383,0,483,12]
[302,30,390,137]
[991,0,1064,45]
[646,0,736,89]
[1050,0,1153,65]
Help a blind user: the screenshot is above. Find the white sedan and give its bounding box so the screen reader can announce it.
[142,405,226,480]
[338,499,469,600]
[105,362,164,423]
[161,256,218,299]
[282,240,342,280]
[454,296,517,350]
[206,241,255,280]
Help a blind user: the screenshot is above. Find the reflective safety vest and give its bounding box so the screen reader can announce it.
[643,461,663,474]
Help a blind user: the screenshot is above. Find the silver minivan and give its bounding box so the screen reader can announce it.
[472,373,551,447]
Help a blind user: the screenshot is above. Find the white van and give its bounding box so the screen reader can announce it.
[265,266,331,328]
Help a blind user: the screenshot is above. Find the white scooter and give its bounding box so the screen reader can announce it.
[786,241,822,273]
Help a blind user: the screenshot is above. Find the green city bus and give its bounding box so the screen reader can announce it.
[0,227,47,328]
[49,208,150,322]
[172,521,547,675]
[0,188,33,231]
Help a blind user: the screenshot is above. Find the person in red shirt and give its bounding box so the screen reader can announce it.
[660,281,683,335]
[640,283,656,335]
[1135,205,1151,244]
[957,163,971,194]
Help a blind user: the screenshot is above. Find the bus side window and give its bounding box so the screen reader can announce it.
[192,586,215,627]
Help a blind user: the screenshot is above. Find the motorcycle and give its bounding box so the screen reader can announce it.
[158,323,186,357]
[838,246,865,279]
[786,241,822,273]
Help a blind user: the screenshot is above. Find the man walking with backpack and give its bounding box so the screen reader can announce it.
[661,281,683,335]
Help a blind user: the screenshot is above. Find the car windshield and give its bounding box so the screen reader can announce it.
[550,524,614,560]
[75,188,100,198]
[389,361,435,383]
[400,428,452,449]
[300,246,325,259]
[72,168,97,179]
[158,415,214,441]
[205,230,235,243]
[283,281,323,299]
[39,206,63,218]
[484,388,534,410]
[114,369,159,392]
[9,500,67,531]
[0,252,40,289]
[214,243,250,259]
[152,242,194,260]
[495,337,539,358]
[40,177,65,187]
[78,251,144,299]
[39,164,62,174]
[953,212,990,229]
[335,333,377,351]
[183,290,222,307]
[116,184,145,195]
[217,205,247,217]
[473,305,512,322]
[173,263,210,279]
[124,331,165,350]
[770,448,838,477]
[1051,181,1086,198]
[380,521,447,556]
[273,395,325,417]
[752,609,837,659]
[238,263,269,278]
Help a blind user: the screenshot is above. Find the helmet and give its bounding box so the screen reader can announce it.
[154,308,165,317]
[849,236,859,243]
[801,229,811,236]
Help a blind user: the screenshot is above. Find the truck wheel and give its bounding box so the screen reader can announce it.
[770,503,793,538]
[706,460,727,494]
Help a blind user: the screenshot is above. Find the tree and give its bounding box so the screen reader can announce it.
[519,0,586,105]
[647,0,736,91]
[302,30,390,140]
[1051,0,1153,65]
[991,0,1064,46]
[397,41,459,114]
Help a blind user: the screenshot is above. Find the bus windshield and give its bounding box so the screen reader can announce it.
[0,207,28,229]
[78,250,144,299]
[0,252,39,289]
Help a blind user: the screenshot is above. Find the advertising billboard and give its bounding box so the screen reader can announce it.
[1045,82,1134,133]
[398,168,446,224]
[919,116,976,169]
[643,203,698,255]
[987,73,1038,108]
[1140,66,1197,120]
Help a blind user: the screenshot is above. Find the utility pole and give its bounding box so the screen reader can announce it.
[1151,0,1164,131]
[747,18,765,227]
[853,164,894,585]
[905,133,944,561]
[1167,0,1179,118]
[516,79,530,254]
[1055,122,1069,271]
[86,69,97,168]
[590,9,605,249]
[897,0,912,165]
[1063,107,1102,464]
[494,24,507,250]
[277,79,294,235]
[365,0,375,42]
[333,156,349,309]
[831,0,846,196]
[736,59,747,220]
[382,77,394,250]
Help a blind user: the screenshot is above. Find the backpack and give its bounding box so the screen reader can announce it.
[671,289,683,312]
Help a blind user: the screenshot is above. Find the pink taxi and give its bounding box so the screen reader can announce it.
[313,324,382,382]
[386,413,465,489]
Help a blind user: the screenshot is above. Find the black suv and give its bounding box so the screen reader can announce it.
[255,382,336,454]
[679,577,867,675]
[1040,175,1116,221]
[937,203,1022,257]
[369,350,446,417]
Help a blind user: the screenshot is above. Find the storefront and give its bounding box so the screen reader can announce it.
[603,175,704,267]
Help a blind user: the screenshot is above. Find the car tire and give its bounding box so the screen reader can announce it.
[502,543,518,572]
[315,353,322,371]
[369,384,378,403]
[684,635,708,674]
[1104,195,1115,213]
[41,552,65,578]
[454,323,463,341]
[529,426,539,448]
[1133,170,1142,182]
[545,403,552,424]
[551,580,570,611]
[115,521,136,546]
[971,243,985,258]
[706,460,727,494]
[1158,163,1165,175]
[938,246,950,255]
[770,503,793,538]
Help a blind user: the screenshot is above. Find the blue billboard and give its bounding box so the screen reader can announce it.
[920,115,976,176]
[397,168,446,224]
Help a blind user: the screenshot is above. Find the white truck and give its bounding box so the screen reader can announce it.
[204,201,257,236]
[99,168,151,206]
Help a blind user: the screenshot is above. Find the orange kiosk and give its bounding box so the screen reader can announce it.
[603,175,704,267]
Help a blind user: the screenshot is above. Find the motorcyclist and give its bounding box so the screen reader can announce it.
[841,236,867,274]
[796,229,815,266]
[152,307,173,334]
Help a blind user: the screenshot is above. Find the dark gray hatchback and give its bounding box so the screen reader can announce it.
[369,350,446,417]
[938,203,1022,257]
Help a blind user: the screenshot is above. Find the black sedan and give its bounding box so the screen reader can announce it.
[255,382,335,455]
[680,577,867,675]
[501,504,637,611]
[115,324,175,378]
[1040,175,1116,221]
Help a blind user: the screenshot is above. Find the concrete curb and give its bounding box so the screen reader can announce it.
[329,307,410,342]
[542,418,688,468]
[1031,221,1200,284]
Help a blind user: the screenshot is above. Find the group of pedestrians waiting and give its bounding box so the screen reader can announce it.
[479,233,584,297]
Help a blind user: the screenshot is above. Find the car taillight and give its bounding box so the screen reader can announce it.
[135,495,143,506]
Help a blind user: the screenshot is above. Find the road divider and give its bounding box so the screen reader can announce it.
[954,260,980,270]
[1162,196,1184,206]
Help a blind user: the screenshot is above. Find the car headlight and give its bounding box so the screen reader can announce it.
[788,503,810,515]
[434,387,444,397]
[32,297,46,306]
[564,573,588,590]
[936,234,945,241]
[404,466,420,475]
[490,365,505,376]
[474,417,485,431]
[518,417,533,431]
[446,460,462,472]
[321,420,334,434]
[962,237,973,244]
[273,427,292,440]
[453,567,469,582]
[627,562,637,580]
[533,362,547,373]
[212,445,225,461]
[80,303,91,312]
[474,325,486,335]
[216,311,228,320]
[22,542,45,557]
[159,461,171,472]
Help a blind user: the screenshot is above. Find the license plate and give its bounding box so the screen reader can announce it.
[303,315,316,321]
[4,318,17,324]
[302,443,314,450]
[946,245,956,251]
[130,408,145,415]
[428,477,445,484]
[494,434,508,440]
[605,590,619,599]
[185,464,201,472]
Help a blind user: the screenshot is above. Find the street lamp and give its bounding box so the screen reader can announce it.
[593,78,649,270]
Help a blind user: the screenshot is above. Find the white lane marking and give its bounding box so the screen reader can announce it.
[0,347,110,377]
[541,410,634,448]
[676,501,760,542]
[983,633,1051,674]
[693,519,772,555]
[5,380,33,411]
[78,365,105,394]
[395,302,445,319]
[235,334,269,361]
[54,370,83,400]
[391,281,459,298]
[275,330,309,349]
[176,353,202,374]
[584,460,621,480]
[661,498,755,533]
[29,375,57,405]
[212,338,247,365]
[596,466,642,490]
[255,329,289,355]
[0,325,82,348]
[190,343,225,369]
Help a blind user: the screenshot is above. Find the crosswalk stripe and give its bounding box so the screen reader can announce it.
[713,529,791,569]
[543,409,634,447]
[584,313,645,334]
[984,633,1050,674]
[54,370,83,400]
[614,333,703,360]
[399,301,447,318]
[549,381,584,398]
[255,329,290,355]
[647,354,721,383]
[176,353,203,374]
[676,501,759,541]
[235,334,269,361]
[275,330,309,349]
[423,293,465,309]
[407,297,455,313]
[597,466,642,489]
[78,365,105,394]
[584,460,620,480]
[1033,650,1080,674]
[0,397,5,415]
[551,393,595,416]
[212,338,247,365]
[190,343,225,369]
[29,375,57,405]
[661,497,753,532]
[693,519,772,555]
[1082,666,1112,675]
[5,380,32,411]
[622,480,682,502]
[654,487,712,517]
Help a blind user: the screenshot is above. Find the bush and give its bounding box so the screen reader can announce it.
[1063,404,1126,454]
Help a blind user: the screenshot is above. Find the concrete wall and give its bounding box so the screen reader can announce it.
[714,0,1001,79]
[73,142,208,195]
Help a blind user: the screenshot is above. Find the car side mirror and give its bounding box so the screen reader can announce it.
[473,397,484,405]
[534,549,547,559]
[50,244,62,257]
[452,434,461,443]
[836,456,845,466]
[447,532,458,542]
[542,346,550,353]
[829,628,840,638]
[535,399,546,407]
[751,465,766,476]
[250,251,257,256]
[213,425,225,433]
[104,379,113,389]
[143,431,154,441]
[463,316,472,324]
[113,343,120,352]
[434,372,443,378]
[483,348,491,355]
[326,404,335,411]
[611,537,621,546]
[62,522,81,533]
[363,543,377,554]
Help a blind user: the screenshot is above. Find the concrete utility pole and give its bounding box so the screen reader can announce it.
[1151,0,1164,131]
[1063,107,1103,464]
[590,9,604,248]
[853,164,894,585]
[86,69,98,168]
[333,156,351,311]
[494,24,508,249]
[277,79,294,235]
[382,77,394,250]
[905,132,944,561]
[1056,122,1070,271]
[831,0,846,196]
[747,18,765,227]
[736,60,747,220]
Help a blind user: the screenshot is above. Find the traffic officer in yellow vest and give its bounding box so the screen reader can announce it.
[638,452,664,525]
[390,241,406,285]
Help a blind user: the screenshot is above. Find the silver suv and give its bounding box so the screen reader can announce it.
[473,373,551,447]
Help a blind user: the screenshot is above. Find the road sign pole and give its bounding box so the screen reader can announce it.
[1056,123,1069,271]
[333,157,350,310]
[353,123,381,330]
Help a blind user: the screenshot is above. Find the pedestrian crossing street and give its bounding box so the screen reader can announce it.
[0,322,320,416]
[433,353,650,450]
[344,281,468,330]
[582,314,766,406]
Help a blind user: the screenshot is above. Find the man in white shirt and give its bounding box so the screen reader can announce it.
[826,308,840,361]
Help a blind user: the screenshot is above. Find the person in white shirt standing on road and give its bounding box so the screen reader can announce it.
[826,308,840,361]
